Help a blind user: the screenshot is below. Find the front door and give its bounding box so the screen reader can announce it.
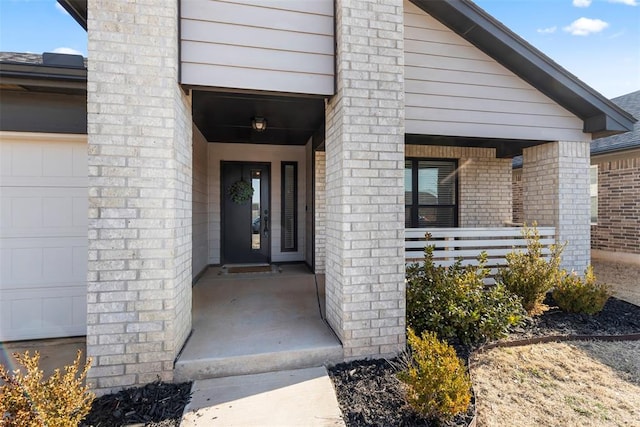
[222,162,271,264]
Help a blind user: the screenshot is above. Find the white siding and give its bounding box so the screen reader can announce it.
[192,125,209,279]
[207,143,306,264]
[0,132,87,341]
[404,1,587,142]
[180,0,334,95]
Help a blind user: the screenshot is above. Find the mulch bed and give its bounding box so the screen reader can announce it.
[328,295,640,427]
[81,381,192,427]
[79,296,640,427]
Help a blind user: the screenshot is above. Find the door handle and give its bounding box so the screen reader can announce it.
[263,210,269,237]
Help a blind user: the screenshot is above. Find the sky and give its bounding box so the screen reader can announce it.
[0,0,638,99]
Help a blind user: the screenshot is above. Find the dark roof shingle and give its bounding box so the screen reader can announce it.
[591,90,640,155]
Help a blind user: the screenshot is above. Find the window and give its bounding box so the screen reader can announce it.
[405,159,457,228]
[590,165,598,224]
[281,162,297,251]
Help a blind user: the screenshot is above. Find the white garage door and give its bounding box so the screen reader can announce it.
[0,132,87,341]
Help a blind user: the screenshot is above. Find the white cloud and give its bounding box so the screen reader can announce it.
[572,0,592,7]
[537,26,558,34]
[55,2,69,15]
[563,17,609,36]
[607,0,638,5]
[52,47,83,55]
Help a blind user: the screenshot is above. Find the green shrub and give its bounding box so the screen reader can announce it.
[397,329,472,420]
[496,224,564,314]
[553,265,611,315]
[406,244,524,346]
[0,350,95,427]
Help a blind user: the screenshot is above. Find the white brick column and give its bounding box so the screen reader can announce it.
[314,151,326,273]
[87,0,192,393]
[325,0,405,359]
[523,141,590,272]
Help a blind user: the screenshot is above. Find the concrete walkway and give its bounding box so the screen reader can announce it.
[181,367,345,426]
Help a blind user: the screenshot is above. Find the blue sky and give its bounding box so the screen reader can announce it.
[1,0,638,98]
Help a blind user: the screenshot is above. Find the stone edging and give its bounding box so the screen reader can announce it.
[465,332,640,427]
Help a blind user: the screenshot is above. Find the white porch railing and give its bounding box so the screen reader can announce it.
[405,227,556,278]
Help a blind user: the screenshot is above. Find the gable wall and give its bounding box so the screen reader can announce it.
[404,0,587,142]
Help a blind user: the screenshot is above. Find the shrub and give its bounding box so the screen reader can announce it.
[496,224,564,314]
[0,350,95,426]
[397,328,472,420]
[406,244,524,346]
[553,265,611,315]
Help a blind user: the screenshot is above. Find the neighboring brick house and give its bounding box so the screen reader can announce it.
[514,90,639,264]
[1,0,635,394]
[591,90,640,263]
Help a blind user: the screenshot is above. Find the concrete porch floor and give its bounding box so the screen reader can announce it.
[174,264,343,381]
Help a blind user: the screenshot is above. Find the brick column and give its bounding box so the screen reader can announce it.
[314,151,326,273]
[523,141,590,272]
[324,0,405,359]
[87,0,192,393]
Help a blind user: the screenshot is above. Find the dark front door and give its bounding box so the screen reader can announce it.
[222,162,270,264]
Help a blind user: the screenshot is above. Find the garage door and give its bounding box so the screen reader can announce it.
[0,132,87,341]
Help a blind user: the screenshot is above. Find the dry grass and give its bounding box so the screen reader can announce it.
[470,341,640,427]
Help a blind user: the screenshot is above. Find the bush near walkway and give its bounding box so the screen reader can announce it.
[397,329,472,421]
[0,350,94,427]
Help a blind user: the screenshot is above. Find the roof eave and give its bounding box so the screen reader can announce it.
[57,0,87,31]
[0,62,87,91]
[410,0,636,136]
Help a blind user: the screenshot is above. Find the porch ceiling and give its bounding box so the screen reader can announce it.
[405,134,548,158]
[192,90,325,145]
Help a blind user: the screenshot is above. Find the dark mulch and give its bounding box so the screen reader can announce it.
[329,295,640,427]
[329,359,475,427]
[81,381,192,427]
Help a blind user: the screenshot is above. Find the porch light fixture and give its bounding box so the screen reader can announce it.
[252,117,267,132]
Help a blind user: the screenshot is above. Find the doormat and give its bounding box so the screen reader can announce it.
[225,265,274,274]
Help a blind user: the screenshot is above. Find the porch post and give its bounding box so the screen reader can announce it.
[324,0,406,359]
[87,0,192,393]
[522,141,591,273]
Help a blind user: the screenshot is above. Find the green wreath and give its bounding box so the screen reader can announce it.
[228,179,254,204]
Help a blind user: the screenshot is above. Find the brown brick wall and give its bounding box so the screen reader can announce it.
[591,157,640,254]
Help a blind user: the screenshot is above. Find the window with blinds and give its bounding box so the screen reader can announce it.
[281,162,297,251]
[405,159,458,228]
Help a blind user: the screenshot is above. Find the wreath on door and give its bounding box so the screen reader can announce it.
[228,179,254,204]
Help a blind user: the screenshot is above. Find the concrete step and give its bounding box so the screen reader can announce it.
[174,342,343,381]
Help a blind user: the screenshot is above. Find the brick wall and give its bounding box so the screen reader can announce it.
[512,168,523,223]
[591,156,640,254]
[523,141,590,272]
[325,0,405,360]
[87,0,192,394]
[314,150,326,273]
[192,125,209,278]
[405,145,512,227]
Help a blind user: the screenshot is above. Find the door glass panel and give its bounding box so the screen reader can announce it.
[251,170,261,250]
[282,163,297,251]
